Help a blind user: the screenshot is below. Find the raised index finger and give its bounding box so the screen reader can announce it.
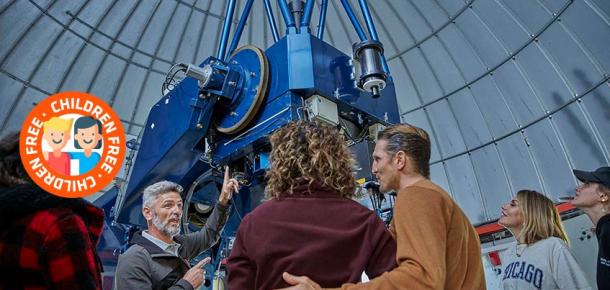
[224,166,230,184]
[194,257,212,268]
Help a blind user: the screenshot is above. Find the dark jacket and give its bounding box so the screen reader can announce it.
[227,182,397,290]
[0,184,105,290]
[596,214,610,290]
[114,202,230,290]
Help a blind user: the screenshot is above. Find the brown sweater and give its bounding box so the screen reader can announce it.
[329,179,485,290]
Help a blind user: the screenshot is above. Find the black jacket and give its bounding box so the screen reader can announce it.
[596,214,610,290]
[114,203,229,290]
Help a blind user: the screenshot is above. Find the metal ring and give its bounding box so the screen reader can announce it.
[216,45,269,134]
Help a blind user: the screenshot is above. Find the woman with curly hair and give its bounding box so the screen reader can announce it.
[227,121,396,290]
[498,190,591,290]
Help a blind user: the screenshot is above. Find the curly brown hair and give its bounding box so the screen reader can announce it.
[265,121,356,199]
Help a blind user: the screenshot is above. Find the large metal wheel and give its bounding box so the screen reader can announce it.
[216,45,269,134]
[182,170,222,233]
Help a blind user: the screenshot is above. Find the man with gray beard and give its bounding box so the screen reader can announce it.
[115,167,239,290]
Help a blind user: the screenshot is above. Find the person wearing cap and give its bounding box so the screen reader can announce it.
[571,166,610,290]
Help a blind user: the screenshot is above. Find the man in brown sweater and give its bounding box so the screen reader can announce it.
[277,124,486,290]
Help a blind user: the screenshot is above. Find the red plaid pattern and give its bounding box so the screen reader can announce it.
[0,203,104,290]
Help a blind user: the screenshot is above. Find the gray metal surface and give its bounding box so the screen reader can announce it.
[1,0,609,224]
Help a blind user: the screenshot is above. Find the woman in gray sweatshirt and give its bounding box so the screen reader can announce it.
[498,189,591,290]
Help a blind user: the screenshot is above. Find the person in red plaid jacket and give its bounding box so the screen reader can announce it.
[0,132,105,290]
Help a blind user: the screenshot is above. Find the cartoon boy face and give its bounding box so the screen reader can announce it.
[74,124,102,150]
[44,129,70,151]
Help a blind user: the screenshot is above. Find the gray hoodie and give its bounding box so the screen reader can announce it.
[500,237,592,290]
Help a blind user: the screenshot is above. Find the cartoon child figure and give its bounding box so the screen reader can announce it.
[70,116,103,175]
[42,117,73,176]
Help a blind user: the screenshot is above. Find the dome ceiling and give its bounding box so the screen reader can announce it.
[1,0,609,224]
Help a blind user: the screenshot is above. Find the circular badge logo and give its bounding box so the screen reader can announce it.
[19,91,126,198]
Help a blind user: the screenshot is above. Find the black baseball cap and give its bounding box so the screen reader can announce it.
[573,166,610,188]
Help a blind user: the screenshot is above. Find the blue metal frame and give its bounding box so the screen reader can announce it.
[217,0,237,60]
[227,0,255,59]
[357,0,378,41]
[317,0,328,39]
[300,0,315,30]
[264,0,280,42]
[98,2,399,288]
[340,0,367,41]
[357,0,389,73]
[278,0,295,28]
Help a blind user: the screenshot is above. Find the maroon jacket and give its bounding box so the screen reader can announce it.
[0,184,104,290]
[227,182,397,290]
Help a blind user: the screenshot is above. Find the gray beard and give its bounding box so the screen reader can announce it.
[152,211,181,238]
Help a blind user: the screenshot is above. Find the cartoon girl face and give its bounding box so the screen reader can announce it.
[74,124,102,150]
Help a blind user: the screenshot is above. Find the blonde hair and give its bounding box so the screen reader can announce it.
[43,117,72,133]
[516,190,569,245]
[265,121,356,199]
